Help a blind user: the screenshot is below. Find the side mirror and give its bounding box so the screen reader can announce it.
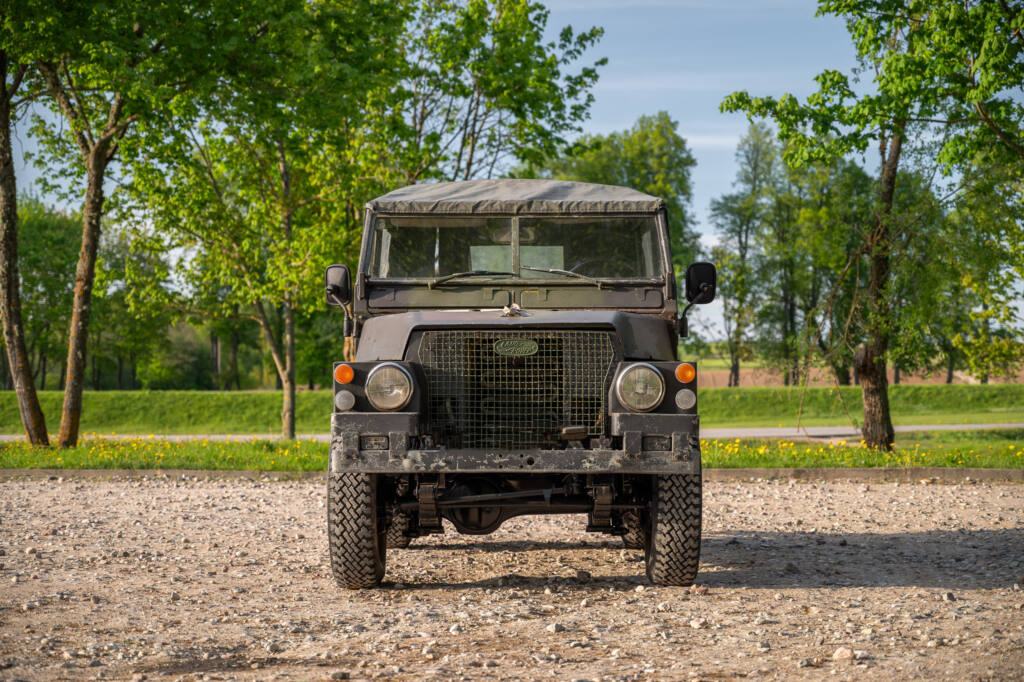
[325,264,352,307]
[684,262,716,304]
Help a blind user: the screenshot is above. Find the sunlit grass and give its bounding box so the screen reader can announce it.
[1,429,1021,471]
[701,429,1024,469]
[0,435,327,471]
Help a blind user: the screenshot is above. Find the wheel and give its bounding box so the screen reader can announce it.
[620,509,645,550]
[327,473,386,588]
[644,474,702,586]
[386,511,413,549]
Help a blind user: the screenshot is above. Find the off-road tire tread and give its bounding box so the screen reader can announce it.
[646,474,702,586]
[386,512,412,549]
[328,473,385,588]
[621,510,645,549]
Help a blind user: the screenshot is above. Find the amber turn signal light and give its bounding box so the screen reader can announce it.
[675,363,696,383]
[334,364,355,384]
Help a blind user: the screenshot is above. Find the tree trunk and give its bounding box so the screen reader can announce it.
[254,300,295,440]
[282,296,295,439]
[276,139,296,440]
[893,365,900,385]
[0,55,49,445]
[728,356,739,387]
[0,344,9,390]
[210,333,220,389]
[58,155,108,447]
[945,353,954,384]
[855,342,894,450]
[230,330,240,390]
[117,355,123,390]
[40,353,46,391]
[857,128,903,451]
[130,352,137,390]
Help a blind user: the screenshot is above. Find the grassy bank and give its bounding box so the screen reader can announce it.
[1,428,1021,471]
[1,384,1022,436]
[703,428,1024,469]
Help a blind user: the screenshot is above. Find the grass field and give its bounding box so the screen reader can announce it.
[1,384,1022,436]
[1,428,1021,471]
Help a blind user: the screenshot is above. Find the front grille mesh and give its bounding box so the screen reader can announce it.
[418,330,616,449]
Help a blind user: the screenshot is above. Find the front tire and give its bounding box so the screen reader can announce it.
[644,474,702,586]
[328,473,386,588]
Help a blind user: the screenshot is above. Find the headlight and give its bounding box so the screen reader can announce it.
[365,363,413,411]
[615,363,664,412]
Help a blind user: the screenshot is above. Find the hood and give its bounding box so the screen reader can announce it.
[355,310,674,362]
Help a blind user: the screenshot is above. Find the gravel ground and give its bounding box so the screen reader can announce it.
[1,476,1022,681]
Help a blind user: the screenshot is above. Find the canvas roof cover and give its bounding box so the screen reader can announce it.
[366,179,665,215]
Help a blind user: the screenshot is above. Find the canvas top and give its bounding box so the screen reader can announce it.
[366,179,665,215]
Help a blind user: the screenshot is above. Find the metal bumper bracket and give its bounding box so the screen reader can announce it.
[389,431,407,460]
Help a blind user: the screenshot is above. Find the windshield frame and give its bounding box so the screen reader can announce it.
[361,212,670,286]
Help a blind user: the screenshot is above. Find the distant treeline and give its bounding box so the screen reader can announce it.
[691,123,1022,389]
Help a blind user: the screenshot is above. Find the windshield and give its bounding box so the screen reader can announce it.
[369,216,663,280]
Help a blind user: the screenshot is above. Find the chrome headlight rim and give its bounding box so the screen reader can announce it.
[615,362,665,413]
[365,362,414,411]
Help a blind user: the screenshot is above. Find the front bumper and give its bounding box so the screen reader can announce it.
[328,412,701,475]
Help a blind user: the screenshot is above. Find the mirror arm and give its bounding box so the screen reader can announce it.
[326,286,354,320]
[680,282,712,319]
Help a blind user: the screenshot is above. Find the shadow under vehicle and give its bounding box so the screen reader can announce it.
[324,179,715,588]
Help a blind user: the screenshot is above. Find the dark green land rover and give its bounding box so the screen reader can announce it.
[324,179,716,588]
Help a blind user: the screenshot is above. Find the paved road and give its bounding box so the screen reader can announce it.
[701,422,1024,440]
[2,422,1022,443]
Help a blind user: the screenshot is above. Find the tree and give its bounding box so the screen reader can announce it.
[722,3,950,449]
[16,198,79,390]
[946,163,1024,381]
[0,47,48,444]
[517,111,700,277]
[822,1,1024,168]
[126,0,406,438]
[92,228,173,390]
[12,0,299,447]
[398,0,604,182]
[709,123,775,386]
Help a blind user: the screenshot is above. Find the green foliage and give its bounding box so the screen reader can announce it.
[719,1,1024,397]
[516,111,699,271]
[14,197,79,386]
[8,0,304,197]
[710,123,775,384]
[819,0,1024,168]
[721,1,1023,171]
[398,0,605,181]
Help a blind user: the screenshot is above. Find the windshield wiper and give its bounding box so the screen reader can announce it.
[520,265,607,288]
[428,270,516,289]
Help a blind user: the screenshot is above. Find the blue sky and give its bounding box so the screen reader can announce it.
[544,0,859,244]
